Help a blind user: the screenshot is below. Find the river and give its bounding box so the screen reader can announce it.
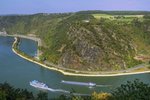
[0,36,150,98]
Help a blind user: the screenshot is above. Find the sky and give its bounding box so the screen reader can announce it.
[0,0,150,15]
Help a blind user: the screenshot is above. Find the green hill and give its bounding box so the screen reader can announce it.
[0,11,150,71]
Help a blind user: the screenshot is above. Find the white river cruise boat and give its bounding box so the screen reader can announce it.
[30,80,49,90]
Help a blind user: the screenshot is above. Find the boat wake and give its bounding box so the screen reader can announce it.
[30,80,89,96]
[61,80,96,87]
[30,80,70,93]
[30,80,110,96]
[96,84,112,87]
[47,88,70,93]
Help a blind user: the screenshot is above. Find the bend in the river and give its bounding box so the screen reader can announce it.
[10,35,150,77]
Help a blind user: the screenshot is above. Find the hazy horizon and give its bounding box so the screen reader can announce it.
[0,0,150,15]
[0,10,150,16]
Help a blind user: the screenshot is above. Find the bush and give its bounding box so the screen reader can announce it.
[112,79,150,100]
[91,92,112,100]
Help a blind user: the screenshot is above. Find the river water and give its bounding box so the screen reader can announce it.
[0,36,150,98]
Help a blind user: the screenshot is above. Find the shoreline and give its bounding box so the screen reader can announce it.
[9,35,150,77]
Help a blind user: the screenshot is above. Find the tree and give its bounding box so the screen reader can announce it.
[143,15,150,19]
[0,82,34,100]
[36,91,48,100]
[112,79,150,100]
[91,92,112,100]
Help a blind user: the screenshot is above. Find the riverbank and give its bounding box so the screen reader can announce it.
[0,34,42,57]
[0,34,40,44]
[10,36,150,77]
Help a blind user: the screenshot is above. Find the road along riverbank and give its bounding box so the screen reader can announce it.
[10,36,150,77]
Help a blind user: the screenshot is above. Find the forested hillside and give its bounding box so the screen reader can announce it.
[0,11,150,71]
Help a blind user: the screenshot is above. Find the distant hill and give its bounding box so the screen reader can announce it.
[77,10,150,15]
[0,11,150,71]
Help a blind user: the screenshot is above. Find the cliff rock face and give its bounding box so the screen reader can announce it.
[58,23,137,71]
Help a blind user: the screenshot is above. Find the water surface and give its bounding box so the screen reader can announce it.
[0,36,150,98]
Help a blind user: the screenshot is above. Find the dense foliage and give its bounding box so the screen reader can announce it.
[0,82,49,100]
[0,80,149,100]
[112,79,150,100]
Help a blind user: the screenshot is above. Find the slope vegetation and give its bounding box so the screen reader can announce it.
[0,11,150,71]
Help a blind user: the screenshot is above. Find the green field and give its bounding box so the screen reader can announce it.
[93,14,144,19]
[117,15,144,18]
[92,14,114,19]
